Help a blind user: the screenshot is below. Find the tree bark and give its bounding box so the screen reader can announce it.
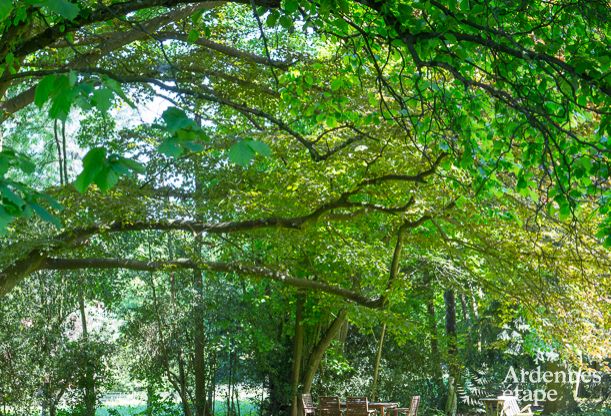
[427,297,442,380]
[290,293,305,416]
[370,323,386,401]
[444,289,458,416]
[193,268,207,416]
[302,309,348,393]
[38,257,384,308]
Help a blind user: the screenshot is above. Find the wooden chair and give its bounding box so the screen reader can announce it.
[498,396,533,416]
[392,396,420,416]
[318,396,342,416]
[346,397,376,416]
[302,393,316,416]
[481,398,502,416]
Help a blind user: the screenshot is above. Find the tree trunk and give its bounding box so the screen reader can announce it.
[468,293,481,353]
[78,285,96,416]
[177,351,193,416]
[206,350,217,416]
[290,293,305,416]
[444,289,458,416]
[370,323,386,401]
[193,268,207,416]
[302,309,348,393]
[193,145,207,416]
[427,297,442,380]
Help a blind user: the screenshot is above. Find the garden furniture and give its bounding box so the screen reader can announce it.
[303,393,316,416]
[392,396,420,416]
[498,396,533,416]
[319,396,342,416]
[346,397,377,416]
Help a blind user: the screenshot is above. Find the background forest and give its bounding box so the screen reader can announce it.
[0,0,609,415]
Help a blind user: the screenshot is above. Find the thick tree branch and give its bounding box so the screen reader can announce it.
[42,258,383,307]
[1,5,207,120]
[12,0,278,59]
[0,183,428,295]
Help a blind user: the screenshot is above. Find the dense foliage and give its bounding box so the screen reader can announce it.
[0,0,609,415]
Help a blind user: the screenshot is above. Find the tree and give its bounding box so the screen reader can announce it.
[0,0,609,413]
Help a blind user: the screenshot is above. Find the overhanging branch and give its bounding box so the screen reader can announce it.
[42,257,384,308]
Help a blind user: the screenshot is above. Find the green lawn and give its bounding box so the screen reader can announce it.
[95,401,259,416]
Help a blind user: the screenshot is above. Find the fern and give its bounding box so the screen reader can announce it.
[457,365,496,413]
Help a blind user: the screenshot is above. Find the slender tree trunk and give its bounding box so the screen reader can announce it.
[234,379,241,416]
[53,119,64,186]
[427,298,442,380]
[425,272,444,411]
[78,285,96,416]
[192,138,208,416]
[290,293,305,416]
[459,293,475,360]
[206,350,217,416]
[444,289,458,416]
[149,274,192,416]
[370,323,386,401]
[146,384,155,416]
[470,293,481,352]
[193,268,207,416]
[302,309,348,393]
[227,346,233,416]
[459,294,469,323]
[61,120,68,181]
[41,383,50,416]
[177,351,193,416]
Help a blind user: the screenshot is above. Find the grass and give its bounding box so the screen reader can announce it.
[95,400,259,416]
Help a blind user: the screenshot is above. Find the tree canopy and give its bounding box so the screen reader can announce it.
[0,0,609,413]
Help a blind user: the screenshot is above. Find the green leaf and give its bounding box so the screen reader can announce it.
[187,29,199,43]
[41,0,80,20]
[104,78,135,108]
[266,10,279,27]
[228,140,271,166]
[30,202,61,228]
[0,206,12,234]
[94,167,119,192]
[228,141,255,166]
[45,75,73,120]
[34,75,57,108]
[74,147,106,193]
[17,156,35,174]
[118,157,145,174]
[0,0,12,22]
[92,88,114,113]
[158,137,183,158]
[162,107,195,133]
[279,15,293,29]
[330,78,343,91]
[0,185,25,207]
[183,141,206,153]
[284,0,299,13]
[247,140,271,157]
[49,88,74,120]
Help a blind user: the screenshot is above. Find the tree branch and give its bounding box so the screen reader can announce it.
[158,31,291,69]
[42,258,383,308]
[12,0,279,59]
